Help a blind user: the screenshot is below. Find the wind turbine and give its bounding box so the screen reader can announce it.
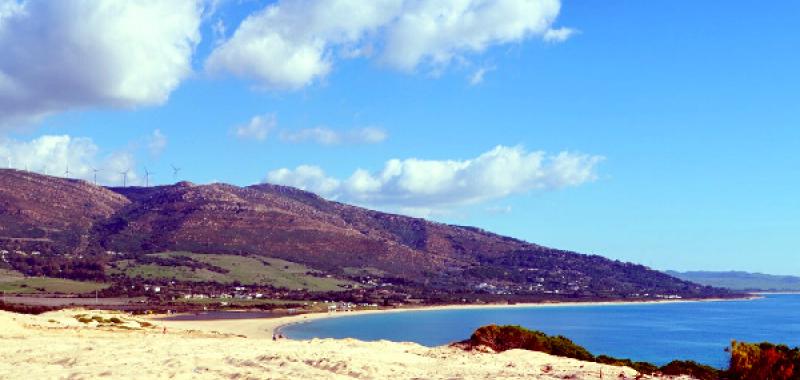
[90,166,101,185]
[64,164,71,179]
[171,164,181,181]
[120,169,130,187]
[144,167,154,187]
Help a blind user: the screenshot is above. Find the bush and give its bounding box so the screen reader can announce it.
[661,360,719,380]
[457,325,722,379]
[596,355,659,375]
[458,325,594,361]
[727,341,800,380]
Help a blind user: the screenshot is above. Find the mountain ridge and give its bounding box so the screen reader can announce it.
[667,270,800,291]
[0,169,732,300]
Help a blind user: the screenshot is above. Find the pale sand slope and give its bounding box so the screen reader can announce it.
[0,310,693,380]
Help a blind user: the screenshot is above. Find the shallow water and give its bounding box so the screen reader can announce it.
[282,294,800,368]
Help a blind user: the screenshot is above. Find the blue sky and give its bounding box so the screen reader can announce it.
[0,1,798,274]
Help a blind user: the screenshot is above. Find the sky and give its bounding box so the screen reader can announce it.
[0,1,798,275]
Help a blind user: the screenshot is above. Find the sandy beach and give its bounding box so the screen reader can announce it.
[0,308,698,379]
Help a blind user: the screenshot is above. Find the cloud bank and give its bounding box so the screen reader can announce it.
[0,135,139,185]
[0,0,202,127]
[207,0,571,89]
[265,145,603,215]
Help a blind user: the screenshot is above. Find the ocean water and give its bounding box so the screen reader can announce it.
[282,294,800,368]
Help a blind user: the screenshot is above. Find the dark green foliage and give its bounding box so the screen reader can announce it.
[661,360,719,380]
[460,325,594,361]
[595,355,659,375]
[132,254,229,274]
[0,300,60,315]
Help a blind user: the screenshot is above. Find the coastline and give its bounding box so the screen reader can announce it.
[0,309,666,380]
[154,295,758,339]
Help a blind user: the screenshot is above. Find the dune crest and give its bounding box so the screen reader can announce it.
[0,309,698,379]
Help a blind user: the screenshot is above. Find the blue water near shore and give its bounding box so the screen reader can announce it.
[282,294,800,368]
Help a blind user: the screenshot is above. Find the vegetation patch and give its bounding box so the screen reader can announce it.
[0,276,108,294]
[113,252,356,292]
[456,325,721,379]
[728,341,800,380]
[0,268,25,282]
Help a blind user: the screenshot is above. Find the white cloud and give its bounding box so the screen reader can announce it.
[381,0,564,71]
[207,0,571,89]
[206,0,401,89]
[0,0,202,128]
[469,66,495,86]
[147,129,168,156]
[266,165,341,195]
[0,135,140,185]
[543,27,577,43]
[265,145,603,213]
[234,113,276,141]
[279,126,387,145]
[354,127,389,144]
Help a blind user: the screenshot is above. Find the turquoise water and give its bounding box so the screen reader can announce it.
[282,294,800,368]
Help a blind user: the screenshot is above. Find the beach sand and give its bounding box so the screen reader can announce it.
[0,308,697,379]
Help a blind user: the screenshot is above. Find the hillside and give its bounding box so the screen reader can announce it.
[0,169,129,254]
[0,169,733,300]
[667,271,800,291]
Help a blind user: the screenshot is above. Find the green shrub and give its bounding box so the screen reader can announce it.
[458,325,720,379]
[661,360,719,380]
[459,325,594,361]
[596,355,659,375]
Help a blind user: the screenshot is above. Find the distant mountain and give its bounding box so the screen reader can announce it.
[0,169,733,300]
[666,271,800,291]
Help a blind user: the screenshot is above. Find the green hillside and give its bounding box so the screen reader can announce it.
[0,269,108,294]
[110,252,356,292]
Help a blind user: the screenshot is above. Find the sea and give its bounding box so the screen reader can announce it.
[282,293,800,369]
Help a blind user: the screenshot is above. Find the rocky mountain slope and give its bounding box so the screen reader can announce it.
[0,169,731,298]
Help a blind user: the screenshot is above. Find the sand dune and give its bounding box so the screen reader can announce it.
[0,309,693,379]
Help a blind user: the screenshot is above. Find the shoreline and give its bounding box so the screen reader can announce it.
[0,309,668,379]
[153,295,759,339]
[273,296,758,337]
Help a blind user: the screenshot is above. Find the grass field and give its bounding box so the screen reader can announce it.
[112,252,356,292]
[0,269,109,294]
